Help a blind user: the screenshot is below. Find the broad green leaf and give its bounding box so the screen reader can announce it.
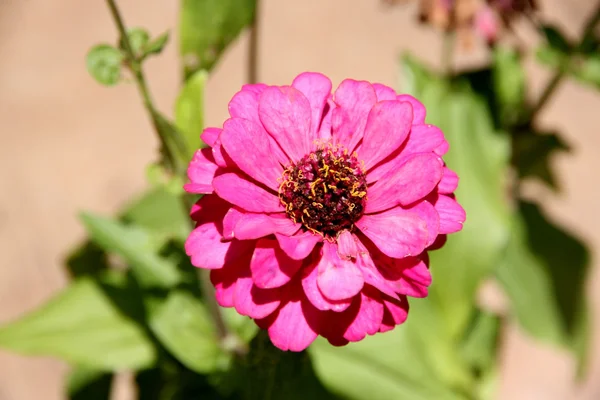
[119,27,150,57]
[175,69,208,157]
[492,47,526,126]
[496,201,590,370]
[121,187,190,242]
[65,241,109,278]
[401,55,512,337]
[67,366,112,400]
[86,44,123,86]
[148,291,223,373]
[460,311,500,373]
[81,213,181,288]
[143,31,170,58]
[512,130,570,191]
[0,277,156,370]
[310,299,472,400]
[542,25,572,53]
[536,45,567,69]
[179,0,256,76]
[572,54,600,88]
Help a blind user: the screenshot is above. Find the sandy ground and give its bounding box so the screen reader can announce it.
[0,0,599,399]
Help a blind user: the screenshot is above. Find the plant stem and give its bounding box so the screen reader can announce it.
[441,31,455,76]
[529,4,600,121]
[247,0,261,84]
[106,0,183,173]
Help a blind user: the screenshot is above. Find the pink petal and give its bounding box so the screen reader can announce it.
[342,286,384,341]
[235,213,299,240]
[213,172,282,213]
[365,153,443,213]
[275,231,322,260]
[318,97,335,141]
[358,101,413,170]
[184,148,218,194]
[222,207,243,240]
[241,83,267,95]
[220,118,282,190]
[301,261,353,312]
[200,127,221,147]
[373,83,397,101]
[228,89,261,124]
[264,284,321,352]
[251,238,303,289]
[356,207,428,258]
[211,136,234,168]
[258,85,312,162]
[375,253,431,298]
[406,200,440,247]
[438,167,459,193]
[336,230,358,260]
[210,255,247,307]
[317,242,364,301]
[332,79,377,152]
[292,72,333,139]
[435,194,466,234]
[397,94,426,124]
[234,265,281,319]
[355,240,400,299]
[189,194,229,223]
[379,295,409,332]
[366,124,446,183]
[185,224,253,270]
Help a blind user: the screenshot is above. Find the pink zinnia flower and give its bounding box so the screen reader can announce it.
[184,73,465,351]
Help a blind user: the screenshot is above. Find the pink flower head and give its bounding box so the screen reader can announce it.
[474,5,500,44]
[184,73,465,351]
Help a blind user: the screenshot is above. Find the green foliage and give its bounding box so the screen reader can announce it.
[144,32,170,57]
[496,201,590,370]
[492,47,526,126]
[67,367,113,400]
[175,69,208,157]
[119,28,171,61]
[0,275,156,370]
[81,213,182,288]
[86,44,123,86]
[180,0,256,77]
[401,55,512,337]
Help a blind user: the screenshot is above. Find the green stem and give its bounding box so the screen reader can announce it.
[529,5,600,121]
[106,0,183,173]
[441,31,455,77]
[247,0,261,84]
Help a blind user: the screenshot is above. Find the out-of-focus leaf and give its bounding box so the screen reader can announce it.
[86,44,123,86]
[512,131,570,191]
[310,299,472,400]
[179,0,256,76]
[460,311,500,373]
[572,55,600,87]
[121,187,190,242]
[496,201,590,370]
[401,55,512,337]
[175,69,208,157]
[143,31,170,58]
[0,276,156,370]
[227,330,339,400]
[67,366,112,400]
[147,291,223,374]
[65,241,109,278]
[119,27,150,57]
[536,45,567,69]
[81,213,181,288]
[492,47,526,126]
[154,112,190,174]
[542,25,572,53]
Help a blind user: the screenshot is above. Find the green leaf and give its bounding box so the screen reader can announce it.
[179,0,256,76]
[496,201,590,370]
[67,366,112,400]
[542,25,572,53]
[492,47,526,126]
[460,311,500,373]
[81,213,181,288]
[121,187,190,242]
[147,291,223,374]
[175,69,208,157]
[65,241,109,278]
[0,277,156,370]
[310,299,472,400]
[143,31,170,58]
[119,27,150,57]
[572,54,600,87]
[401,55,512,337]
[536,45,567,69]
[86,44,123,86]
[512,130,570,191]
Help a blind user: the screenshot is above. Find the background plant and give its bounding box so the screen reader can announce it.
[0,0,598,399]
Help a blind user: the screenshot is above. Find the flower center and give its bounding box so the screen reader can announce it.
[279,146,367,238]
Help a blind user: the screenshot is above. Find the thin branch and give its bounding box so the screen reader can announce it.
[247,0,261,84]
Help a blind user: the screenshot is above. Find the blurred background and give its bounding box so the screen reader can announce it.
[1,0,599,399]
